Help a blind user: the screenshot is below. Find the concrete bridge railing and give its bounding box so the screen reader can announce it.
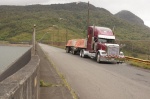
[0,47,32,82]
[0,54,40,99]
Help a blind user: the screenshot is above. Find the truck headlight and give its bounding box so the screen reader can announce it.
[101,51,107,55]
[120,51,124,57]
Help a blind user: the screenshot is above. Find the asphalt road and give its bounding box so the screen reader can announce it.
[39,43,150,99]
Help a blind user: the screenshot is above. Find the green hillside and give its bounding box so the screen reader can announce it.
[115,10,144,25]
[0,2,150,41]
[0,2,150,59]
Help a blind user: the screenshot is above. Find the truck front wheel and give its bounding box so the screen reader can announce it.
[96,53,101,63]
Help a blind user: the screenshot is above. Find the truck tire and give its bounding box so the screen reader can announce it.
[96,53,101,63]
[72,49,76,55]
[80,50,82,57]
[66,47,70,53]
[80,49,85,58]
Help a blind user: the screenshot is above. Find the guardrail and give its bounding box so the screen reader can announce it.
[125,56,150,66]
[0,55,40,99]
[0,47,31,82]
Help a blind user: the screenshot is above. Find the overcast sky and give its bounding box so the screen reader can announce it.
[0,0,150,27]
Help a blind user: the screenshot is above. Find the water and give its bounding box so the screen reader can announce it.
[0,45,31,73]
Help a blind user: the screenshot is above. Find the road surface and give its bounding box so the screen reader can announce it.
[39,43,150,99]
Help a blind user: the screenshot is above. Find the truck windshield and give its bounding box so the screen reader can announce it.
[98,38,115,43]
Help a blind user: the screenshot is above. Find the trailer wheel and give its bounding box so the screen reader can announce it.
[96,53,101,63]
[72,50,76,55]
[81,49,85,58]
[80,50,82,57]
[66,47,70,53]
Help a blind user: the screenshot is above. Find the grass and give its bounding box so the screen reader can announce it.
[40,80,63,87]
[0,41,9,44]
[40,80,53,87]
[127,60,150,70]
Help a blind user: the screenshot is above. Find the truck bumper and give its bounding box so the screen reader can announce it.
[100,56,125,63]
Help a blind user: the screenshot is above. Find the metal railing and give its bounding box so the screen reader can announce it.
[125,56,150,66]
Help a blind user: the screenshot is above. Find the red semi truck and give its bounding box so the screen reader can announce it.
[66,26,125,63]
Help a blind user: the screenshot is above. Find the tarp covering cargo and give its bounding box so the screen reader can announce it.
[66,39,87,48]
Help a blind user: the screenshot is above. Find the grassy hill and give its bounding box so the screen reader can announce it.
[0,2,150,59]
[0,2,150,41]
[115,10,144,25]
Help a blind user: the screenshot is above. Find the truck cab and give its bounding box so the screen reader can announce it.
[86,26,124,63]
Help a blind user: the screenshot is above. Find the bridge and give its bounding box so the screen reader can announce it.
[0,43,73,99]
[0,43,150,99]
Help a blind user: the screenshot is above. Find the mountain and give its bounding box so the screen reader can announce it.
[1,2,150,57]
[115,10,144,25]
[0,2,150,42]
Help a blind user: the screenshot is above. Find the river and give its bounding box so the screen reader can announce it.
[0,45,31,73]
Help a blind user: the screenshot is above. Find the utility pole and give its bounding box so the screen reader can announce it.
[66,28,68,44]
[87,1,90,28]
[57,28,59,46]
[87,1,90,47]
[53,32,54,46]
[33,24,36,55]
[148,45,150,60]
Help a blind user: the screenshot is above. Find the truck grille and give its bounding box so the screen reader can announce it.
[107,45,119,56]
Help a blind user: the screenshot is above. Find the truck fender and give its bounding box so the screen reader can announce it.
[96,50,102,63]
[96,50,106,62]
[95,50,101,57]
